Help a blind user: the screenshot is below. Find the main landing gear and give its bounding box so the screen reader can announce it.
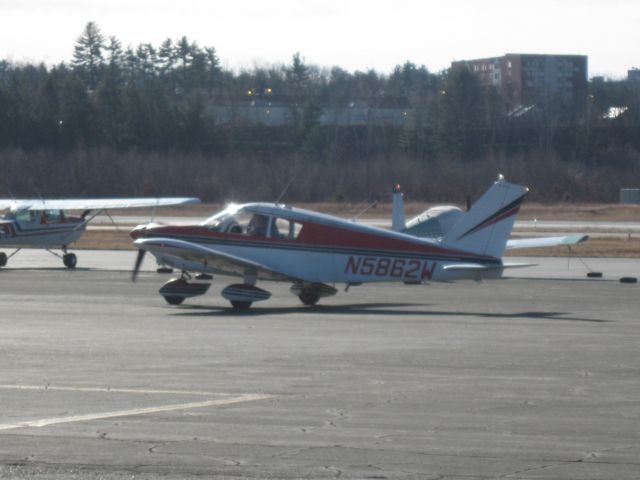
[156,272,338,311]
[0,249,22,268]
[290,282,338,306]
[159,271,211,305]
[46,246,77,269]
[63,252,77,269]
[221,283,272,310]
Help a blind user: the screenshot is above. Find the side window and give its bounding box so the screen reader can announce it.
[247,214,269,236]
[43,210,62,223]
[15,210,32,222]
[270,218,302,240]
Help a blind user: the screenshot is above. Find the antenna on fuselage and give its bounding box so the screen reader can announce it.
[351,200,378,222]
[275,178,294,205]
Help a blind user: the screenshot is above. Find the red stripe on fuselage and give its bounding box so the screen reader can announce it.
[144,222,491,260]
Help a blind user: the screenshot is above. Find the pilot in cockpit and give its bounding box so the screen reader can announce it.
[247,214,268,236]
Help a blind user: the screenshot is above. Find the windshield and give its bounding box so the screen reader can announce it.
[201,204,259,234]
[201,204,242,230]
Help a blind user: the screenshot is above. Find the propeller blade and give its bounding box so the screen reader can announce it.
[131,249,146,282]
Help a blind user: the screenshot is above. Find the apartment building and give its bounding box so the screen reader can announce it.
[452,54,588,111]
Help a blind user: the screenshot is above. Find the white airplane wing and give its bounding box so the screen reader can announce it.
[29,197,199,211]
[506,234,588,250]
[134,237,301,282]
[0,197,199,211]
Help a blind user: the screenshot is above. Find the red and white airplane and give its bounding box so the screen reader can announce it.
[0,197,199,268]
[131,175,536,309]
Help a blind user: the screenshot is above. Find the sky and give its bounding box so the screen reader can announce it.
[1,0,638,78]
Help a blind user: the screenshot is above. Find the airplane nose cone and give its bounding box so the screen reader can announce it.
[129,224,147,240]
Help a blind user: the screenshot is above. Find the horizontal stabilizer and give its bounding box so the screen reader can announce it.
[443,262,537,272]
[502,262,538,269]
[506,235,589,250]
[443,263,489,271]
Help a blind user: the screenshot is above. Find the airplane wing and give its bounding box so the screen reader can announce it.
[134,237,301,282]
[505,235,588,250]
[0,200,22,210]
[0,197,199,211]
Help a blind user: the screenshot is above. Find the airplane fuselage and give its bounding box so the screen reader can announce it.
[0,215,86,248]
[139,220,504,284]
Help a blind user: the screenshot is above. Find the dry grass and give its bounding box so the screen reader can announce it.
[75,202,640,256]
[74,231,135,250]
[74,229,640,258]
[148,201,640,222]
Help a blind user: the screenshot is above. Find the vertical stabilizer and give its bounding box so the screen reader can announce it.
[442,175,527,258]
[391,184,405,231]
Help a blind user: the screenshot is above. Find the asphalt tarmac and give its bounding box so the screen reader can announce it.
[1,252,639,479]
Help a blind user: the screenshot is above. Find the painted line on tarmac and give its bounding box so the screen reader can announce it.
[0,384,219,396]
[0,394,273,431]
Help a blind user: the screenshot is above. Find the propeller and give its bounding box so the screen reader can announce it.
[131,248,146,282]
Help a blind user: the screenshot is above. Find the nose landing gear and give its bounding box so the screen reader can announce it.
[159,272,212,305]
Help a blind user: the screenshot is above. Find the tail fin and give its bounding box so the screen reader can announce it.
[442,175,528,258]
[391,184,405,231]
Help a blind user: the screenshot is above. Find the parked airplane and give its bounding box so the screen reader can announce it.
[0,197,199,268]
[390,183,588,250]
[131,175,535,309]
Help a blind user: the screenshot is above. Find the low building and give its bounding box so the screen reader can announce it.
[628,68,640,82]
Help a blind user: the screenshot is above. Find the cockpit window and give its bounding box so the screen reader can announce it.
[201,205,260,235]
[201,206,302,239]
[13,209,37,222]
[35,209,64,224]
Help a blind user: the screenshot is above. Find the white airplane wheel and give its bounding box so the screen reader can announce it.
[63,253,77,269]
[299,292,320,306]
[164,295,185,305]
[231,300,252,310]
[0,252,7,267]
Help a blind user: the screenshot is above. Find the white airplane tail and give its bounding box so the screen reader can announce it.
[442,176,528,258]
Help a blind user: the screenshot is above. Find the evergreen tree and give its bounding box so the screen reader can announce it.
[72,21,106,89]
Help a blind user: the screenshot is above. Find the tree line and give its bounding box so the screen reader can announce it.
[0,22,639,202]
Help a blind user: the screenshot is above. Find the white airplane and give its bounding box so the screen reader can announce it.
[390,183,588,250]
[130,175,537,309]
[0,197,199,268]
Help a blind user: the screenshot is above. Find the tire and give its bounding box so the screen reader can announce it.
[231,300,252,310]
[0,252,7,267]
[164,295,185,305]
[299,292,320,306]
[63,253,77,269]
[157,267,174,274]
[620,276,638,284]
